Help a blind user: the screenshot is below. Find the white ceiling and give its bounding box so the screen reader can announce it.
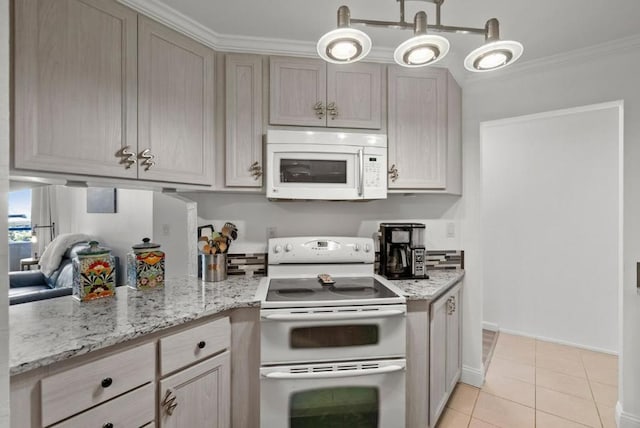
[150,0,640,71]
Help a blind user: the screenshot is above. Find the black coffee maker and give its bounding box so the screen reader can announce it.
[379,223,428,279]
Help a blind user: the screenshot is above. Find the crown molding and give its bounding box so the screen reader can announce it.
[464,33,640,85]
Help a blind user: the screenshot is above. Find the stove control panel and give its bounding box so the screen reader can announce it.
[268,237,375,264]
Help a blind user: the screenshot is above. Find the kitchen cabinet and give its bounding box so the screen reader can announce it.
[387,66,461,193]
[13,0,138,179]
[270,56,382,129]
[429,284,462,426]
[159,352,231,428]
[13,1,215,186]
[138,17,215,185]
[225,54,264,187]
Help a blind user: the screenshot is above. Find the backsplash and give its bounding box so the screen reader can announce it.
[223,250,464,276]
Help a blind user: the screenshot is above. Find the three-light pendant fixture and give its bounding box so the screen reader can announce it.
[316,0,523,72]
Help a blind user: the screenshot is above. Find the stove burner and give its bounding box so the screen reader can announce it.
[274,288,316,299]
[329,286,379,298]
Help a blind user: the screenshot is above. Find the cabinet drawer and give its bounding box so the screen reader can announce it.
[159,317,230,376]
[50,383,154,428]
[41,343,155,427]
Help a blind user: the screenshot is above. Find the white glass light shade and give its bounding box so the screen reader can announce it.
[393,34,450,68]
[464,40,523,72]
[317,28,372,64]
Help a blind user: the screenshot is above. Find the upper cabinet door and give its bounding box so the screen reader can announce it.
[225,54,263,187]
[269,57,327,127]
[387,67,448,189]
[14,0,138,178]
[138,17,214,185]
[326,63,382,129]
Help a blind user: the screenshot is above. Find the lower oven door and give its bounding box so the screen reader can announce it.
[260,304,406,364]
[260,359,405,428]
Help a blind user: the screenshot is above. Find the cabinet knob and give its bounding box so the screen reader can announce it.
[326,102,338,119]
[313,101,325,119]
[139,148,156,171]
[198,341,206,349]
[101,377,113,388]
[119,146,137,169]
[388,164,399,182]
[103,423,114,428]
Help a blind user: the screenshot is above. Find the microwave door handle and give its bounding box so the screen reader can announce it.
[261,309,404,322]
[358,149,364,197]
[263,364,405,380]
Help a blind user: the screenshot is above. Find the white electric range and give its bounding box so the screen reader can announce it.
[255,236,407,428]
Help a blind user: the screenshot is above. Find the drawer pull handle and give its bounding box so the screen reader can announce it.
[198,341,206,349]
[103,423,114,428]
[162,389,178,416]
[101,377,113,388]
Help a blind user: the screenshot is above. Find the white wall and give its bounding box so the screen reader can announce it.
[481,104,620,352]
[0,0,9,423]
[462,45,640,424]
[56,187,154,272]
[186,192,463,253]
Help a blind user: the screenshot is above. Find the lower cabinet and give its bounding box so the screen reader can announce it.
[158,351,231,428]
[429,284,462,425]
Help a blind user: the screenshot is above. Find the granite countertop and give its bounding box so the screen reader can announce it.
[10,270,464,376]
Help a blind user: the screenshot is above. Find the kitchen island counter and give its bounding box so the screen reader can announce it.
[10,275,261,375]
[10,270,464,376]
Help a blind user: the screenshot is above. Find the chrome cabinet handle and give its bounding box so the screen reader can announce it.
[162,389,178,416]
[249,161,263,180]
[388,164,399,182]
[118,146,137,169]
[446,297,454,315]
[313,101,325,119]
[262,309,404,322]
[327,102,338,119]
[139,149,155,171]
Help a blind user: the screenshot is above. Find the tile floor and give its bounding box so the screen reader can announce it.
[437,333,618,428]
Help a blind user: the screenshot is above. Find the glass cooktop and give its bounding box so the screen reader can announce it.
[266,277,399,302]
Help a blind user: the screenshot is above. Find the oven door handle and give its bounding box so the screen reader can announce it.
[261,309,404,322]
[357,148,364,197]
[263,364,405,380]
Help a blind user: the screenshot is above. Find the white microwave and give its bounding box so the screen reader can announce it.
[266,130,387,200]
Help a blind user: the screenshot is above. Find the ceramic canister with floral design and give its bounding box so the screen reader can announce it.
[72,241,116,302]
[127,238,165,290]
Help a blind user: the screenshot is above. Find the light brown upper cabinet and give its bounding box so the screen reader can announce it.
[13,1,215,186]
[387,67,461,194]
[14,0,138,179]
[225,54,264,187]
[270,57,382,129]
[137,17,215,185]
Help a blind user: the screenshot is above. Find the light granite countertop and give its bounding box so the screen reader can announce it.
[10,270,464,376]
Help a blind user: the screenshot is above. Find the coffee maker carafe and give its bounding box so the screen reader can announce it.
[379,223,428,279]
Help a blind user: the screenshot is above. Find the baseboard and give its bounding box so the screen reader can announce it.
[497,327,618,356]
[617,402,640,428]
[482,321,499,332]
[460,365,484,388]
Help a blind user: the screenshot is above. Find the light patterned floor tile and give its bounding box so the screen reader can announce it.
[469,418,499,428]
[536,410,591,427]
[589,381,617,408]
[536,367,592,399]
[596,402,616,428]
[436,407,471,428]
[447,383,480,415]
[582,354,618,386]
[482,371,535,407]
[494,340,536,366]
[536,354,587,378]
[472,392,535,428]
[536,340,583,364]
[487,357,535,384]
[536,386,601,427]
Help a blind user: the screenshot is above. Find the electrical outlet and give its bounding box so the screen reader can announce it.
[446,222,456,238]
[267,227,277,239]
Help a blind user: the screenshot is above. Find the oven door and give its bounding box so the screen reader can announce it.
[260,304,406,364]
[260,359,405,428]
[266,143,362,200]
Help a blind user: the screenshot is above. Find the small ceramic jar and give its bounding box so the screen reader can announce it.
[127,238,165,290]
[72,241,116,302]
